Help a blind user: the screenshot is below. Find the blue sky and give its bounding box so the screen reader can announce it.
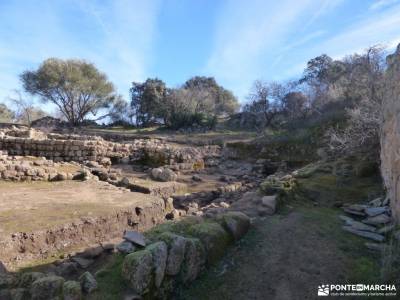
[1,0,400,112]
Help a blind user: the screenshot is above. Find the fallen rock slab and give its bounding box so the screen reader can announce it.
[71,257,94,269]
[342,226,385,242]
[348,221,376,232]
[343,208,365,216]
[362,214,391,225]
[124,231,146,247]
[364,207,389,217]
[347,204,368,211]
[117,241,136,254]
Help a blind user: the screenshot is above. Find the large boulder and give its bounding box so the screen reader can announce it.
[158,232,187,275]
[215,212,251,240]
[188,222,231,265]
[147,241,168,288]
[0,274,16,290]
[19,272,45,289]
[122,250,153,295]
[63,281,82,300]
[30,275,64,300]
[151,168,178,182]
[10,288,30,300]
[180,238,206,284]
[79,271,97,294]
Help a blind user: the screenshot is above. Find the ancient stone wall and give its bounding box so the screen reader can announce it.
[381,44,400,220]
[0,128,221,170]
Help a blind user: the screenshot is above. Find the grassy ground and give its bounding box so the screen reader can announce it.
[177,202,383,300]
[88,201,384,300]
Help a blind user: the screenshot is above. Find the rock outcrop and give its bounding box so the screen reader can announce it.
[381,44,400,220]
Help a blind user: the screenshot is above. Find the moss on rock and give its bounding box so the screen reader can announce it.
[121,250,153,295]
[180,238,206,284]
[214,212,251,241]
[30,275,64,300]
[187,222,232,265]
[63,280,82,300]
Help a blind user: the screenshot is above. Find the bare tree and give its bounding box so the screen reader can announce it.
[244,80,287,129]
[7,90,47,127]
[326,46,386,156]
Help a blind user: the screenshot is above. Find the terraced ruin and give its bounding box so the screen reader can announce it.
[0,125,277,299]
[0,120,395,300]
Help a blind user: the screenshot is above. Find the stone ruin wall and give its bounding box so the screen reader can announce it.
[0,128,221,170]
[0,135,131,163]
[381,44,400,221]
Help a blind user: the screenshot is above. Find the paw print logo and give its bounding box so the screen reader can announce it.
[318,285,330,296]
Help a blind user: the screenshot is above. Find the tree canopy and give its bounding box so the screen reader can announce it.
[20,58,121,125]
[129,76,239,128]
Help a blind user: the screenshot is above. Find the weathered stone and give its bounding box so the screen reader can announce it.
[80,246,104,258]
[158,232,187,276]
[71,257,94,269]
[9,288,30,300]
[30,275,64,300]
[151,168,163,180]
[79,271,97,294]
[181,238,206,284]
[368,197,383,207]
[124,231,146,247]
[342,226,385,242]
[219,202,230,208]
[339,216,376,232]
[216,212,251,240]
[63,280,82,300]
[362,214,391,225]
[19,272,45,289]
[261,195,277,213]
[364,206,389,217]
[192,175,202,182]
[0,289,11,299]
[147,241,168,288]
[347,204,368,212]
[0,274,16,289]
[101,243,115,252]
[117,241,136,254]
[122,250,153,295]
[343,208,366,216]
[188,222,231,265]
[56,262,79,276]
[151,168,178,182]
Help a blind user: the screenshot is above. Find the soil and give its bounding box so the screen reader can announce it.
[0,180,160,235]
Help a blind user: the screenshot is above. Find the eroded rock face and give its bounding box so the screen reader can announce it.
[122,250,153,295]
[381,44,400,220]
[30,275,64,300]
[147,241,168,288]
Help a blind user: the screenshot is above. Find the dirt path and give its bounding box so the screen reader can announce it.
[176,205,380,300]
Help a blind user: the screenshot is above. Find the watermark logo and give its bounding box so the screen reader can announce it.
[317,284,397,297]
[318,285,330,296]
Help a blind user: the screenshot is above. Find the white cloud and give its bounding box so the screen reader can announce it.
[205,0,342,100]
[316,4,400,59]
[370,0,400,10]
[0,0,161,105]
